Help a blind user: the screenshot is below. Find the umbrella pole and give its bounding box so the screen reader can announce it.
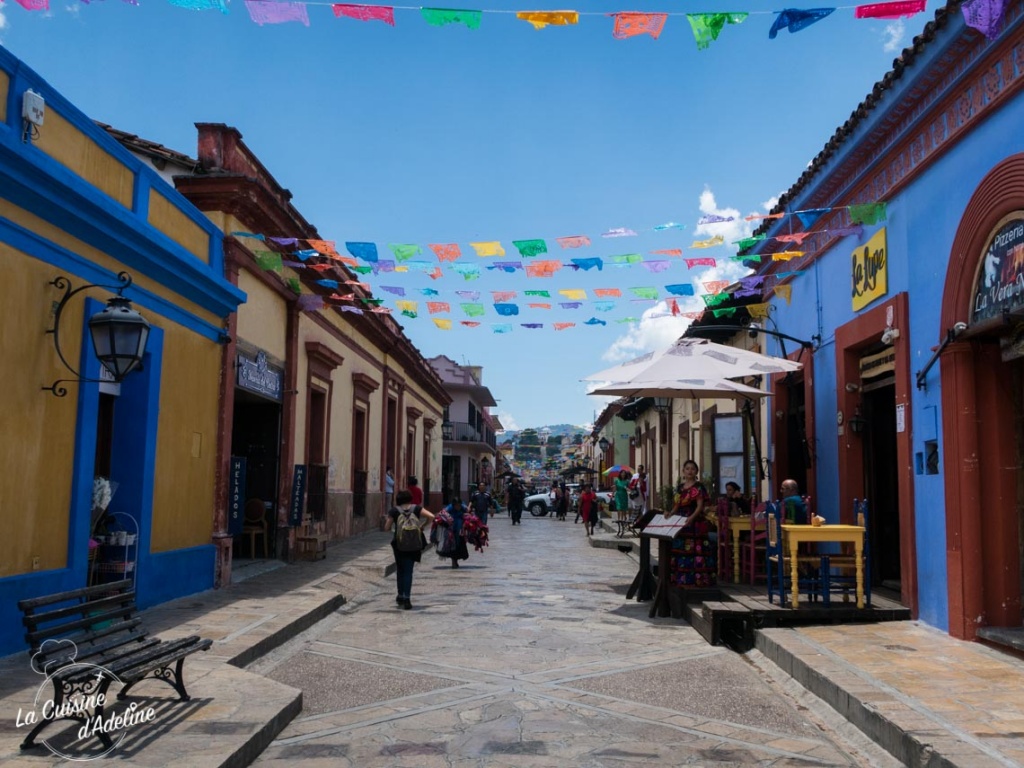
[744,400,765,481]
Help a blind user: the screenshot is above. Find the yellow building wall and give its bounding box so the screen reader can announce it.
[0,247,79,577]
[236,271,287,361]
[150,329,221,552]
[35,108,134,209]
[0,70,8,123]
[148,188,210,264]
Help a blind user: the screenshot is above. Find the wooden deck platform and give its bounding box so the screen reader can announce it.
[673,583,912,651]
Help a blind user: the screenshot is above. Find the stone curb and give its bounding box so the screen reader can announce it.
[756,628,998,768]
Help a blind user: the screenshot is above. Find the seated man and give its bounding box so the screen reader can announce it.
[780,479,808,523]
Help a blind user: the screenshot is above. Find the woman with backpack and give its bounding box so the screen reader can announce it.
[383,489,435,610]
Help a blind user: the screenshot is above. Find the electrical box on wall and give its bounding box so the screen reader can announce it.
[22,90,45,126]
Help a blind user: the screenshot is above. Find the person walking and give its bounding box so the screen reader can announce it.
[508,479,525,525]
[613,469,631,527]
[578,483,598,536]
[407,476,423,506]
[383,489,434,609]
[469,482,494,526]
[435,497,470,568]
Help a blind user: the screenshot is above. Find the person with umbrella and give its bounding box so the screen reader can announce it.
[613,469,631,521]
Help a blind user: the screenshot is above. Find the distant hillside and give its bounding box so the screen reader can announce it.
[501,424,588,439]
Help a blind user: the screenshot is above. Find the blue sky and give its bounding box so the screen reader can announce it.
[1,0,930,428]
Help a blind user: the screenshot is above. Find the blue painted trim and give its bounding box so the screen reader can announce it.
[132,170,150,218]
[0,54,243,317]
[0,569,86,658]
[136,546,215,610]
[0,215,229,343]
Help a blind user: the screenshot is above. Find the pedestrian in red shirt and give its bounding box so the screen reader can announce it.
[407,476,423,506]
[578,484,598,536]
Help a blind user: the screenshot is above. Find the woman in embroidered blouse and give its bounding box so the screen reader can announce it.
[671,460,708,523]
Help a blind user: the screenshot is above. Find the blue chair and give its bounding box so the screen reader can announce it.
[821,499,872,607]
[766,502,829,608]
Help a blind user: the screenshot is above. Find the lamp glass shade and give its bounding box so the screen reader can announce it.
[598,437,610,452]
[88,297,150,381]
[654,396,671,412]
[441,421,454,440]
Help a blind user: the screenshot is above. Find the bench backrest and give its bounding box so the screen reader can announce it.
[18,580,147,671]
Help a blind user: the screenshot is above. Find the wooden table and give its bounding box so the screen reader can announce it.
[728,515,765,583]
[781,524,865,608]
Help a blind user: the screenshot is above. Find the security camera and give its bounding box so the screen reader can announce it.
[952,321,968,335]
[845,382,860,392]
[881,327,900,345]
[747,322,761,339]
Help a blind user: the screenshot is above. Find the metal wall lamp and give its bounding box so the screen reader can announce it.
[915,321,968,391]
[848,407,866,435]
[43,272,151,397]
[598,436,610,452]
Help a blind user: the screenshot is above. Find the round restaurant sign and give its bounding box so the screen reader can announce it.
[972,215,1024,324]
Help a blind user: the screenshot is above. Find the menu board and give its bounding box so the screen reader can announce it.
[639,514,688,540]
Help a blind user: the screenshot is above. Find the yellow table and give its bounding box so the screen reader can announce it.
[728,516,765,583]
[781,524,865,608]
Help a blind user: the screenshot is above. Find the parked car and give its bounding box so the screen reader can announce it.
[525,483,580,516]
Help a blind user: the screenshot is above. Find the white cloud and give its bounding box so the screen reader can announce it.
[882,20,905,53]
[494,411,519,431]
[0,8,8,33]
[65,3,80,16]
[762,195,779,212]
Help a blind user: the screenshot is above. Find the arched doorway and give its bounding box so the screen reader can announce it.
[940,154,1024,640]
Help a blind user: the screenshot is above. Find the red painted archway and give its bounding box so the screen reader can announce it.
[940,153,1024,640]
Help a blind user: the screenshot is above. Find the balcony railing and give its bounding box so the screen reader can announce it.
[446,421,496,448]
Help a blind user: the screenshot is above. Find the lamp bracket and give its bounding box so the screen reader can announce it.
[43,272,134,398]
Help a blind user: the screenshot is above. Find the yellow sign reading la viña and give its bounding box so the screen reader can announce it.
[851,227,888,311]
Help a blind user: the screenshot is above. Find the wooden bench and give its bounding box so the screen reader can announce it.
[17,579,212,750]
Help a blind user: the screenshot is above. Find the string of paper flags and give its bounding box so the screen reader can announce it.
[13,0,1006,47]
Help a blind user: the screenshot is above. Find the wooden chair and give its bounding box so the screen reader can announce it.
[766,504,828,607]
[715,497,732,582]
[820,499,872,607]
[740,499,768,583]
[243,498,269,558]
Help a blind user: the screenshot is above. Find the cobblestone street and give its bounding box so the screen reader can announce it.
[248,515,898,767]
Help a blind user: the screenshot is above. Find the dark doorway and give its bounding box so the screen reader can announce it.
[862,379,900,589]
[442,455,460,506]
[231,390,281,557]
[784,378,810,495]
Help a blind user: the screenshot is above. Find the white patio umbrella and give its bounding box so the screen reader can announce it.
[583,337,801,384]
[588,377,768,401]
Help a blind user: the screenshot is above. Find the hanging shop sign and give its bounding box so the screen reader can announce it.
[971,215,1024,324]
[228,456,247,536]
[237,349,283,401]
[851,227,888,312]
[289,464,307,527]
[860,348,896,379]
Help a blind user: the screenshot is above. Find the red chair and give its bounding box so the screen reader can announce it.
[740,500,768,583]
[715,497,732,582]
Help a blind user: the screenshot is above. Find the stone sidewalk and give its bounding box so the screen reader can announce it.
[1,521,1023,766]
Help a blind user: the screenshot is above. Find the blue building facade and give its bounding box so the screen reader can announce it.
[746,0,1024,640]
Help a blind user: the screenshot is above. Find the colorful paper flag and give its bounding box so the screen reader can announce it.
[390,243,422,261]
[427,302,451,314]
[686,12,748,50]
[528,303,552,309]
[734,235,767,251]
[332,3,395,23]
[512,239,548,258]
[698,214,734,225]
[571,258,603,271]
[796,208,830,228]
[492,324,513,334]
[602,227,637,238]
[456,291,480,300]
[776,232,814,245]
[559,302,582,309]
[691,235,724,249]
[642,260,671,273]
[612,12,668,39]
[831,224,865,238]
[585,317,608,326]
[559,289,587,301]
[254,250,283,273]
[848,202,888,225]
[524,290,551,298]
[712,307,738,318]
[340,306,364,315]
[245,0,310,24]
[494,303,520,316]
[609,253,642,264]
[380,286,406,296]
[553,323,575,331]
[451,263,481,280]
[651,248,683,256]
[342,242,375,262]
[525,260,563,277]
[429,243,462,262]
[166,0,227,11]
[771,251,805,261]
[492,291,517,302]
[594,288,622,298]
[421,7,482,27]
[775,284,793,305]
[747,303,771,319]
[460,303,485,317]
[307,239,338,256]
[522,323,544,329]
[490,262,524,272]
[961,0,1007,38]
[630,287,659,299]
[769,7,834,38]
[396,300,419,316]
[704,280,730,293]
[428,267,443,280]
[470,241,506,257]
[297,294,324,312]
[745,212,784,222]
[854,0,924,18]
[684,257,717,268]
[594,301,616,311]
[556,235,591,249]
[516,10,579,28]
[653,222,685,230]
[434,318,453,330]
[665,284,695,296]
